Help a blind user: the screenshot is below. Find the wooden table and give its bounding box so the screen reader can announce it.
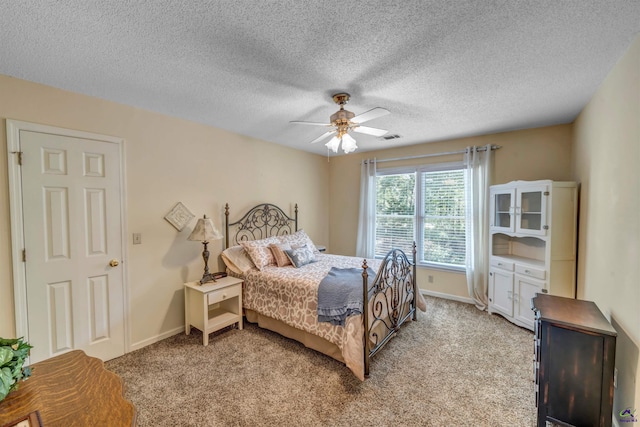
[0,350,135,427]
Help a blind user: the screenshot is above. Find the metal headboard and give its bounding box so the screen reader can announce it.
[224,203,298,248]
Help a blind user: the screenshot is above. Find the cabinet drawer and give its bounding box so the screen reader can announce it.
[490,259,514,271]
[207,285,241,305]
[515,264,546,280]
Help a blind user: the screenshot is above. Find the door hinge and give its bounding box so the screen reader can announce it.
[22,249,26,262]
[543,225,549,230]
[543,191,549,196]
[11,151,23,165]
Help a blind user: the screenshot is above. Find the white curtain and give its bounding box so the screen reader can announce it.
[464,145,492,310]
[356,159,377,258]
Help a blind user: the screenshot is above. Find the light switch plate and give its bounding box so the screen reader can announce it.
[133,233,142,244]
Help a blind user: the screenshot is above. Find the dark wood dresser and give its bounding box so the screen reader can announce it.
[532,293,617,427]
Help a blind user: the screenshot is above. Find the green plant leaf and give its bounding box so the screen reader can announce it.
[0,367,14,400]
[0,338,19,347]
[11,359,24,378]
[0,347,12,366]
[0,337,32,402]
[13,346,30,359]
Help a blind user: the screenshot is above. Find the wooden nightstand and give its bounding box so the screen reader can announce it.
[184,276,243,346]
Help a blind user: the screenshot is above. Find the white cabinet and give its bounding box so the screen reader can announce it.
[490,183,549,236]
[488,180,577,331]
[489,263,547,330]
[514,274,545,329]
[489,267,514,317]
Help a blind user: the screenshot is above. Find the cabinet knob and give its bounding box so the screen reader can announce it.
[524,269,531,274]
[222,293,227,299]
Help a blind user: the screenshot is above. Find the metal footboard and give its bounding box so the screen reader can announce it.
[362,242,417,377]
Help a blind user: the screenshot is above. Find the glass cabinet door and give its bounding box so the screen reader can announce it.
[516,185,548,235]
[491,188,515,232]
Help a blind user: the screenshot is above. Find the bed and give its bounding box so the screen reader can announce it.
[221,203,426,380]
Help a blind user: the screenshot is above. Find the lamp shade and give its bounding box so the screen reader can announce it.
[187,215,223,242]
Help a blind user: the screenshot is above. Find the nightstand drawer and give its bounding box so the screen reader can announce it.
[207,285,241,305]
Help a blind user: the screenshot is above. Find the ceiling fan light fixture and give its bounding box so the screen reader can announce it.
[325,136,341,153]
[341,133,357,153]
[291,93,390,154]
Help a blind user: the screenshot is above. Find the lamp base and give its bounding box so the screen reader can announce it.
[199,272,217,285]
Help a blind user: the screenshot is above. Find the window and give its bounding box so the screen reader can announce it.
[375,163,466,270]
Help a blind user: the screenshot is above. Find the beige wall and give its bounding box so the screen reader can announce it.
[3,35,637,414]
[0,75,329,347]
[328,124,573,299]
[573,34,640,412]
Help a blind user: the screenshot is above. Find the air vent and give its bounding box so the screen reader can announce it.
[381,134,401,140]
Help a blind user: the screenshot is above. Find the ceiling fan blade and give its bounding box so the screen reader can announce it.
[290,120,331,127]
[352,125,388,137]
[309,130,337,144]
[351,107,390,124]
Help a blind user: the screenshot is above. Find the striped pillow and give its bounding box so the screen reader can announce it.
[269,243,293,267]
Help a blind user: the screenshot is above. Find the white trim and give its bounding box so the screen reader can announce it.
[117,137,131,354]
[420,289,474,305]
[613,417,621,427]
[6,121,28,339]
[5,119,130,354]
[129,326,184,352]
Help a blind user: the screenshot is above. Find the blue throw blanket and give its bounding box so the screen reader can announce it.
[317,267,375,326]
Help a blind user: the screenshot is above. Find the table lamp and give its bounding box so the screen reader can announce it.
[188,214,223,284]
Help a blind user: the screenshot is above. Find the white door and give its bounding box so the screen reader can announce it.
[17,127,126,363]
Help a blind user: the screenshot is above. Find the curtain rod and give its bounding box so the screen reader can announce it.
[365,144,501,164]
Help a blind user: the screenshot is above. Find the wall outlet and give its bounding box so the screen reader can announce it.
[614,367,618,388]
[133,233,142,245]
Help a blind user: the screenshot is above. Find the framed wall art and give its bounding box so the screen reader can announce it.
[164,202,195,231]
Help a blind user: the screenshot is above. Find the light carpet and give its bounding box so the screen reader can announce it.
[106,296,536,426]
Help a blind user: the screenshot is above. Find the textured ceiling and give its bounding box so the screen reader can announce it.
[1,1,639,155]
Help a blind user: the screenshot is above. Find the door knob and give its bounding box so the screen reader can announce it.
[109,259,120,267]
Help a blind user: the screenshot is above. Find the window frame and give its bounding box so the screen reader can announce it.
[375,161,466,273]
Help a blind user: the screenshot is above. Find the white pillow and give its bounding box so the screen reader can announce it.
[278,229,319,254]
[221,245,256,274]
[240,236,280,270]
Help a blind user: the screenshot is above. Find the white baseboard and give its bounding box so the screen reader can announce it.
[129,326,184,352]
[420,289,474,305]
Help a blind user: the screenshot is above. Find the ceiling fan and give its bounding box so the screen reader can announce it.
[290,93,390,154]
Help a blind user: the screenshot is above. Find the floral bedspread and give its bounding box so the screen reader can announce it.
[241,253,381,380]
